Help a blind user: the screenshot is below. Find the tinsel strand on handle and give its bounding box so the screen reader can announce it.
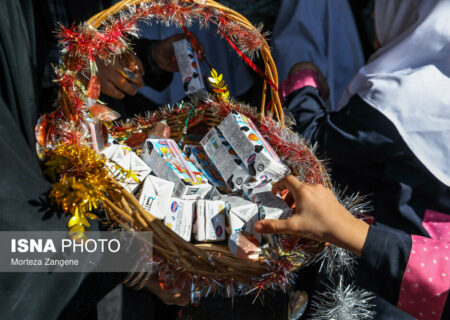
[54,0,282,121]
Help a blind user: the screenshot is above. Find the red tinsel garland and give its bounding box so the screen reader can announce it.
[109,98,329,185]
[57,1,265,74]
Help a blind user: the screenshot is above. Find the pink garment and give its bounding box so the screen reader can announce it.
[279,69,318,103]
[397,210,450,320]
[423,210,450,242]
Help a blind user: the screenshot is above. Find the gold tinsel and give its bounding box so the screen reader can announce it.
[44,144,116,236]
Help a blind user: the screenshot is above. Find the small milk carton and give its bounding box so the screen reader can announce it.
[101,143,119,160]
[201,127,251,191]
[173,39,205,96]
[183,144,230,194]
[195,200,226,242]
[102,144,151,193]
[140,139,212,199]
[218,111,290,181]
[138,175,175,220]
[251,191,292,221]
[163,198,195,242]
[251,191,292,246]
[225,196,261,242]
[242,178,273,199]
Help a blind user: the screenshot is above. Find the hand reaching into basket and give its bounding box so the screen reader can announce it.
[253,175,370,256]
[96,53,145,99]
[96,33,204,99]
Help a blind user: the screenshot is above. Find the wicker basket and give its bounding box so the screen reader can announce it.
[47,0,331,293]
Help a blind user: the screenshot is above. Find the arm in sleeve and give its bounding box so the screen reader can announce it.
[284,86,402,168]
[356,225,412,304]
[285,83,450,318]
[133,38,173,91]
[357,224,450,319]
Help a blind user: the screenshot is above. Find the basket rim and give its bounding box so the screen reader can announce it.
[41,0,330,291]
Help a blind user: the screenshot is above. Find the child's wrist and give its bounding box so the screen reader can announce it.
[327,213,370,256]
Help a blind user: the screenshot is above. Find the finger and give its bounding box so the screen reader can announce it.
[272,178,289,194]
[112,73,137,96]
[273,176,305,206]
[129,74,144,88]
[101,80,125,99]
[134,56,145,76]
[272,175,301,194]
[254,219,292,234]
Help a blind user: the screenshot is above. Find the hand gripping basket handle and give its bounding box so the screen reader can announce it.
[86,0,284,124]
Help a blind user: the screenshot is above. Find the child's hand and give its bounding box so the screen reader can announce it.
[288,61,330,101]
[254,175,369,256]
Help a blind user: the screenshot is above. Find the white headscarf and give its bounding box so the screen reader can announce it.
[338,0,450,186]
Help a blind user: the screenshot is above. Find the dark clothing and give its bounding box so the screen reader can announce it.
[105,38,174,118]
[0,2,179,320]
[35,0,112,115]
[0,1,129,319]
[285,86,450,317]
[34,0,173,116]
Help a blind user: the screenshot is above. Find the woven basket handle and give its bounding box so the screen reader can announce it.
[86,0,284,124]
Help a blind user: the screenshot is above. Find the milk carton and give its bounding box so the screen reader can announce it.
[138,175,175,220]
[163,198,195,242]
[228,231,260,261]
[195,200,226,242]
[103,144,151,193]
[201,127,251,191]
[251,191,292,221]
[183,144,230,194]
[242,178,273,199]
[218,111,290,181]
[225,196,261,242]
[251,192,292,247]
[173,39,205,96]
[140,139,212,199]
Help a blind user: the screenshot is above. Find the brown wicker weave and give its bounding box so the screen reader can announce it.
[59,0,329,284]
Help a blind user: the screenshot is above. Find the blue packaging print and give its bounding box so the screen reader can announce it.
[195,200,226,242]
[153,140,205,183]
[140,139,212,199]
[163,198,195,242]
[183,144,229,193]
[242,178,273,200]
